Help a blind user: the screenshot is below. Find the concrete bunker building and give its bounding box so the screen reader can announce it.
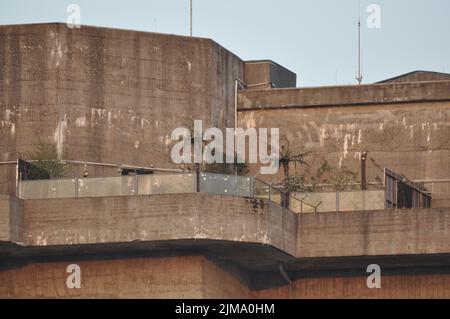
[1,23,450,298]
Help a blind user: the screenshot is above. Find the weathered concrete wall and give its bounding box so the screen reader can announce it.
[0,196,9,241]
[238,81,450,109]
[297,208,450,258]
[202,258,251,298]
[1,193,449,260]
[255,273,450,299]
[0,195,24,243]
[0,23,244,195]
[20,193,296,256]
[1,255,450,298]
[0,256,205,298]
[2,193,450,297]
[238,83,450,207]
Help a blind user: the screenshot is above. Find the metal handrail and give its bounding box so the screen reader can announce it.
[17,173,287,207]
[253,177,285,205]
[290,193,322,213]
[1,158,185,173]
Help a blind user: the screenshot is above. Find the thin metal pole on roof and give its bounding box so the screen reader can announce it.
[356,0,363,85]
[190,0,193,36]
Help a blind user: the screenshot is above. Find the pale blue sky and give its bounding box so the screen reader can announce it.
[1,0,449,86]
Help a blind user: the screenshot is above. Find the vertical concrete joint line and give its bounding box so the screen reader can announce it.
[278,264,293,299]
[278,264,292,285]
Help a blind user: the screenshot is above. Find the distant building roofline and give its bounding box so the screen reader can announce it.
[377,70,450,84]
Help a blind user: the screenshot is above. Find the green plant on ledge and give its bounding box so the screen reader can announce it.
[310,159,357,192]
[27,140,67,180]
[328,166,358,192]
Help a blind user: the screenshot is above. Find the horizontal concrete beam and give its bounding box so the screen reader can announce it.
[238,81,450,110]
[3,194,450,259]
[297,208,450,258]
[18,193,297,255]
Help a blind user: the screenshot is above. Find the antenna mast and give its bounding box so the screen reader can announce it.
[356,0,363,84]
[189,0,193,36]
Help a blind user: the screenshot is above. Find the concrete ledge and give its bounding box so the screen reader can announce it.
[3,193,450,260]
[2,193,450,290]
[238,81,450,110]
[297,208,450,258]
[20,193,297,256]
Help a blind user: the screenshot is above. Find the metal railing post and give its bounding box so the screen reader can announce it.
[268,184,272,203]
[196,167,200,193]
[336,191,340,212]
[251,177,254,198]
[135,174,139,195]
